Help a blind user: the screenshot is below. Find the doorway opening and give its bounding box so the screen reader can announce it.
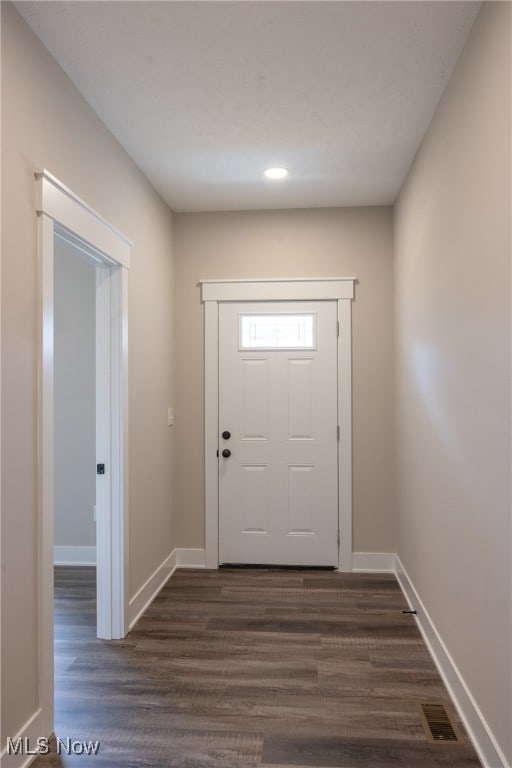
[37,170,131,738]
[53,237,97,721]
[54,237,96,571]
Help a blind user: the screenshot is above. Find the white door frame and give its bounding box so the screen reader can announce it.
[37,170,131,736]
[201,278,356,571]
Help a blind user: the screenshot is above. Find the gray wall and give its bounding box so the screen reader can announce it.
[174,207,395,554]
[54,240,96,549]
[394,3,511,763]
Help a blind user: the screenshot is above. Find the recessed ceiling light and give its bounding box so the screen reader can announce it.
[264,167,288,180]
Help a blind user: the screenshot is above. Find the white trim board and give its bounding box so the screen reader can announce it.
[202,277,356,572]
[352,552,396,572]
[54,546,96,566]
[200,277,355,302]
[128,550,178,630]
[128,548,206,631]
[395,556,509,768]
[177,548,206,568]
[36,170,132,268]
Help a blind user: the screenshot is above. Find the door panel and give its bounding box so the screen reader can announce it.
[218,301,338,566]
[241,464,269,533]
[241,359,268,439]
[288,464,316,533]
[288,358,315,439]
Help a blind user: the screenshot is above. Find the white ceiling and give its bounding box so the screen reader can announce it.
[15,1,481,212]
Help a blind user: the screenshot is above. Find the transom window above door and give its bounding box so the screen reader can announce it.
[239,313,316,350]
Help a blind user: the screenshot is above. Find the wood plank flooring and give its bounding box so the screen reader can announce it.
[32,566,481,767]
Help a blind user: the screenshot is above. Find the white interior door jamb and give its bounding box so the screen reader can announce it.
[37,170,132,738]
[337,298,353,571]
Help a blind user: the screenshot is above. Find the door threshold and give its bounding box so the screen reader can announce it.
[220,563,336,571]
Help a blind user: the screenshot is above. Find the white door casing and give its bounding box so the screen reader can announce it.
[201,278,355,571]
[218,301,339,566]
[37,170,131,738]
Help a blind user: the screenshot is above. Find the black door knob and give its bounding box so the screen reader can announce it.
[222,430,231,440]
[222,449,231,458]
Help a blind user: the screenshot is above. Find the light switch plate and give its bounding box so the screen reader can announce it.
[167,407,175,426]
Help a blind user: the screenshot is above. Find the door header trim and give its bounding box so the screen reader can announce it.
[36,169,132,268]
[200,278,356,302]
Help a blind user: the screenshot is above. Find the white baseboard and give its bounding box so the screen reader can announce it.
[0,708,43,768]
[128,547,206,630]
[128,549,178,630]
[54,545,96,566]
[176,547,206,568]
[352,551,396,572]
[395,555,509,768]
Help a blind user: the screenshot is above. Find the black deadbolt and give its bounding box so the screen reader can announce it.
[222,449,231,458]
[222,430,231,440]
[97,463,105,475]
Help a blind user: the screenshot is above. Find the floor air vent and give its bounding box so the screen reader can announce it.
[419,703,459,743]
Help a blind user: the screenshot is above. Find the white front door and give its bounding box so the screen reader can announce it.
[218,301,339,566]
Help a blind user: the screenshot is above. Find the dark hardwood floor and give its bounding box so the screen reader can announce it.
[32,566,481,767]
